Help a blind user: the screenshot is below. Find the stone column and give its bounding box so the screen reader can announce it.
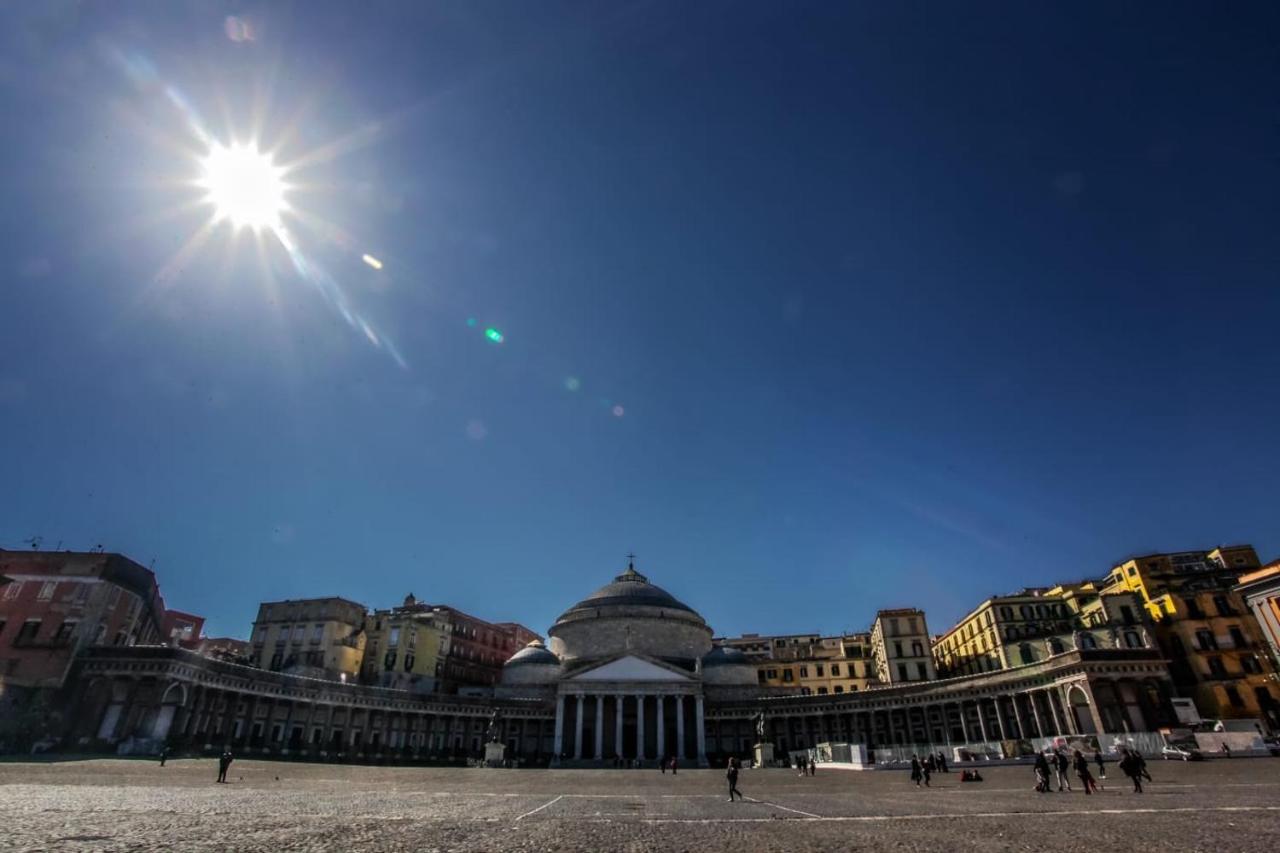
[1028,691,1045,738]
[993,695,1009,741]
[1046,689,1066,735]
[615,694,624,759]
[553,694,565,763]
[1011,694,1027,739]
[941,704,952,745]
[976,699,990,742]
[694,695,707,767]
[636,694,646,761]
[594,695,604,760]
[656,695,665,759]
[675,695,686,760]
[573,694,585,759]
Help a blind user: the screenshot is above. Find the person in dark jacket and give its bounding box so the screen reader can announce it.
[158,746,169,767]
[726,757,744,802]
[910,754,924,787]
[1033,752,1051,793]
[937,750,949,773]
[1093,750,1106,789]
[1053,750,1072,791]
[1118,748,1143,793]
[1072,749,1097,794]
[216,749,233,783]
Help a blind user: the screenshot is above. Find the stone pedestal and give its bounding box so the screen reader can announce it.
[753,742,774,767]
[484,742,507,768]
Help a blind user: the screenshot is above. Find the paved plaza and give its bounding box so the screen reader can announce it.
[2,758,1278,851]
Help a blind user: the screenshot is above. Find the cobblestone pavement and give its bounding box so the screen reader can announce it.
[2,758,1278,851]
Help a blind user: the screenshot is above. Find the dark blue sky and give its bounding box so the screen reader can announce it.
[1,2,1277,640]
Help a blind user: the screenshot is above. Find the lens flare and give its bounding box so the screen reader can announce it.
[485,327,504,343]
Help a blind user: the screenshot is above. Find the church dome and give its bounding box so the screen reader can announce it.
[559,565,697,616]
[504,639,559,667]
[547,559,713,665]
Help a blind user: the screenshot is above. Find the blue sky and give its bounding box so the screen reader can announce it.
[1,2,1277,641]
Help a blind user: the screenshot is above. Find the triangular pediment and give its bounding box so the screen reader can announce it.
[565,655,694,682]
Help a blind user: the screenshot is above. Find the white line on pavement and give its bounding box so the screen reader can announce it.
[742,797,821,818]
[639,804,1280,824]
[514,794,564,821]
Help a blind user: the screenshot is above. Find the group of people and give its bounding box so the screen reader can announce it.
[1032,746,1149,794]
[795,753,817,776]
[908,751,950,787]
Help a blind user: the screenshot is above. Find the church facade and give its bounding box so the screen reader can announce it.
[59,561,1181,766]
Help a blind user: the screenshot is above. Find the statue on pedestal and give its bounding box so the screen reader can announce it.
[485,708,503,744]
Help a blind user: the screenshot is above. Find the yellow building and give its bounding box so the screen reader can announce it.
[870,608,935,684]
[1101,545,1278,726]
[361,594,451,694]
[249,597,367,680]
[718,633,880,694]
[933,584,1152,678]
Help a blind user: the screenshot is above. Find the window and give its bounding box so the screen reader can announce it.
[1242,656,1262,674]
[1183,598,1204,618]
[37,581,56,601]
[70,583,90,604]
[897,663,908,681]
[1119,605,1135,624]
[2,582,19,600]
[1080,633,1097,649]
[270,652,283,670]
[1224,685,1244,709]
[389,627,401,647]
[1049,637,1064,655]
[817,687,828,695]
[782,669,794,682]
[908,617,918,634]
[16,620,41,643]
[766,668,778,679]
[1207,657,1226,678]
[834,685,843,693]
[815,664,824,677]
[93,623,107,645]
[799,666,809,678]
[0,619,5,636]
[830,663,840,676]
[311,624,324,643]
[291,624,305,642]
[1019,644,1034,666]
[1213,595,1234,617]
[53,621,77,642]
[1228,626,1247,648]
[911,641,924,657]
[404,653,415,671]
[1195,630,1217,651]
[1123,631,1141,648]
[916,662,927,679]
[894,641,903,657]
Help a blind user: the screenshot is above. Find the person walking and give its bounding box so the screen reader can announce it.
[726,757,744,802]
[1053,750,1072,792]
[937,751,949,773]
[796,753,807,777]
[921,756,931,788]
[1033,751,1051,793]
[1119,748,1143,793]
[158,745,169,767]
[216,749,233,784]
[670,755,678,775]
[910,754,924,787]
[1072,749,1097,794]
[1093,750,1106,789]
[1135,749,1151,782]
[808,752,816,776]
[661,755,667,775]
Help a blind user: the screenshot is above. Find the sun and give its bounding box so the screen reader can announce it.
[198,142,288,230]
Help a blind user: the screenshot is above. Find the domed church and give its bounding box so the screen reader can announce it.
[499,558,756,766]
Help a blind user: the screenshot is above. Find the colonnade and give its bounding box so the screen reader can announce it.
[551,691,706,765]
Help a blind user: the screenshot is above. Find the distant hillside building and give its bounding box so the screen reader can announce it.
[717,632,880,694]
[249,597,368,681]
[870,608,935,684]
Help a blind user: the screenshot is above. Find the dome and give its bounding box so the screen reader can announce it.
[547,559,713,664]
[701,645,749,667]
[559,565,697,617]
[505,639,559,667]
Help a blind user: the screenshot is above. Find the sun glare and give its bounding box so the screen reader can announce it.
[199,142,287,230]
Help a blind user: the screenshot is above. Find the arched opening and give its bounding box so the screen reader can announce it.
[1067,685,1096,734]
